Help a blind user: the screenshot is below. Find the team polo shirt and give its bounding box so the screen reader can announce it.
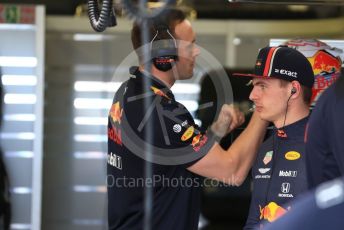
[244,117,309,230]
[264,177,344,230]
[306,79,344,189]
[107,66,215,230]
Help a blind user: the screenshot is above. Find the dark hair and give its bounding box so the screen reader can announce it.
[131,8,186,60]
[301,85,312,105]
[279,79,312,105]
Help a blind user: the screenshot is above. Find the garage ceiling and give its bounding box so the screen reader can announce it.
[0,0,343,19]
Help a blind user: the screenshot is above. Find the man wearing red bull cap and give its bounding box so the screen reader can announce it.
[234,46,315,229]
[107,7,268,230]
[263,77,344,230]
[262,42,344,229]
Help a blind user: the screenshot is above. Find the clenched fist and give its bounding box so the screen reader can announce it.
[211,104,245,138]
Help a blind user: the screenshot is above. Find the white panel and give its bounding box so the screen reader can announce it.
[0,4,45,230]
[32,6,45,230]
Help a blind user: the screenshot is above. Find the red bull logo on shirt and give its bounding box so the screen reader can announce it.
[277,129,287,138]
[108,127,122,146]
[151,86,171,100]
[259,202,288,222]
[110,102,123,124]
[192,134,208,152]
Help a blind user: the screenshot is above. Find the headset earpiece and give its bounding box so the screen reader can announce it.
[150,24,178,72]
[291,87,297,95]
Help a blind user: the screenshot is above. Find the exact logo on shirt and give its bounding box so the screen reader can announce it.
[279,170,297,177]
[278,182,294,198]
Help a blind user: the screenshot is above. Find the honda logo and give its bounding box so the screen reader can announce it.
[281,183,290,194]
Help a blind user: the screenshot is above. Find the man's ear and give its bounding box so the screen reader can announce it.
[290,81,301,98]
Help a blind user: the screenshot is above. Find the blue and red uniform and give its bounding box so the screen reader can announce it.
[107,66,215,230]
[245,117,309,229]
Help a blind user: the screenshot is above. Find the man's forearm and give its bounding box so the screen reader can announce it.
[226,111,268,185]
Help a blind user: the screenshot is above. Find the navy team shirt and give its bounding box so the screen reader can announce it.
[244,117,309,229]
[306,77,344,189]
[107,67,215,230]
[264,177,344,230]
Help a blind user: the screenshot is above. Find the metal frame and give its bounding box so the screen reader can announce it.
[32,5,45,230]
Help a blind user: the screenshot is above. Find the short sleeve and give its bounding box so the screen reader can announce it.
[152,100,216,168]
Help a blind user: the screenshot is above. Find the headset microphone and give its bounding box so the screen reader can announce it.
[150,24,178,72]
[291,87,297,95]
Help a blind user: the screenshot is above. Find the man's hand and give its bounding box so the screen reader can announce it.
[211,104,245,138]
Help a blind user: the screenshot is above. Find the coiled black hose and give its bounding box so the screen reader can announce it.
[88,0,117,32]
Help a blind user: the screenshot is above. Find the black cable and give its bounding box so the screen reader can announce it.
[263,93,293,213]
[88,0,117,32]
[282,94,293,129]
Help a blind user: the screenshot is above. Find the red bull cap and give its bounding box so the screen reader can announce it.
[233,46,314,88]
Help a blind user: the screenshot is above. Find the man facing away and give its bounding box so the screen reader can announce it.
[234,46,315,229]
[107,7,267,230]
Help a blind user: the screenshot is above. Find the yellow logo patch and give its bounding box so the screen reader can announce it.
[181,126,194,141]
[285,151,301,160]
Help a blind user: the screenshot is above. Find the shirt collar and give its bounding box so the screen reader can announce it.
[129,66,175,100]
[275,116,309,139]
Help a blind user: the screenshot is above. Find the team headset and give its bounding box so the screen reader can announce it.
[150,22,178,72]
[263,87,296,209]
